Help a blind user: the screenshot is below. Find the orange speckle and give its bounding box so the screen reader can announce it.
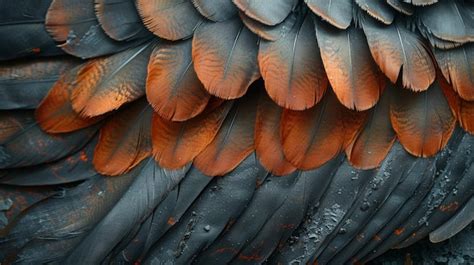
[32,47,41,53]
[80,151,88,162]
[439,201,459,212]
[214,247,238,255]
[394,228,405,236]
[239,253,263,262]
[167,217,176,225]
[373,234,382,241]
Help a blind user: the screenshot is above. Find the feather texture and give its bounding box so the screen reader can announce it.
[146,39,210,121]
[240,11,297,41]
[136,0,204,41]
[192,0,237,22]
[233,0,297,26]
[71,43,153,117]
[152,100,232,169]
[192,18,260,99]
[306,0,353,29]
[355,0,395,25]
[316,22,382,110]
[93,100,152,175]
[259,14,328,110]
[362,17,436,91]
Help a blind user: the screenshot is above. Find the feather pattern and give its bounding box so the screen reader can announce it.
[391,80,456,157]
[146,39,210,121]
[192,0,238,22]
[259,13,328,110]
[240,11,297,41]
[316,21,382,110]
[136,0,205,41]
[386,0,414,15]
[233,0,297,26]
[192,17,260,99]
[355,0,395,25]
[305,0,353,30]
[70,43,153,117]
[152,100,232,169]
[362,17,436,91]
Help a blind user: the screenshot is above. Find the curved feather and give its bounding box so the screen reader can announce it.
[192,0,237,22]
[281,91,346,169]
[233,0,297,26]
[0,57,79,110]
[434,43,474,101]
[152,100,233,169]
[194,91,258,176]
[305,0,353,30]
[355,0,395,25]
[192,18,260,99]
[316,21,382,110]
[146,39,210,121]
[346,86,396,169]
[362,17,436,91]
[240,11,297,41]
[255,91,296,176]
[390,81,456,157]
[95,0,150,41]
[259,13,328,110]
[93,100,152,175]
[71,43,153,117]
[136,0,204,41]
[386,0,414,15]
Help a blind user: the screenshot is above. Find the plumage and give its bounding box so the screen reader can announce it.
[70,43,153,117]
[192,17,260,99]
[355,0,395,25]
[305,0,353,29]
[362,17,436,91]
[281,91,346,169]
[93,100,152,175]
[35,66,104,134]
[136,0,204,41]
[390,80,456,157]
[316,21,382,110]
[259,13,328,110]
[152,100,232,169]
[146,39,211,121]
[255,91,296,175]
[0,57,79,110]
[192,0,238,22]
[386,0,414,16]
[46,0,134,59]
[434,43,474,101]
[346,86,396,169]
[233,0,297,26]
[430,196,474,243]
[239,11,297,41]
[95,0,151,41]
[194,92,257,176]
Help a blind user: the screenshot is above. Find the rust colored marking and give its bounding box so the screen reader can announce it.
[238,253,263,262]
[394,228,405,236]
[214,247,239,255]
[439,201,459,212]
[167,217,176,225]
[32,48,41,53]
[373,234,382,241]
[80,151,88,162]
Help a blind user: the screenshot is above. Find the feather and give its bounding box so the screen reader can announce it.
[434,43,474,101]
[346,86,396,169]
[152,100,233,169]
[65,158,188,264]
[46,0,137,59]
[255,91,296,176]
[192,17,260,99]
[146,39,211,121]
[194,91,258,176]
[386,0,414,16]
[258,13,328,110]
[192,0,238,22]
[240,11,297,41]
[233,0,297,26]
[93,100,152,176]
[405,0,437,5]
[305,0,353,30]
[430,196,474,243]
[0,57,79,110]
[0,0,62,60]
[316,21,382,110]
[390,80,456,157]
[95,0,151,41]
[362,17,436,92]
[281,91,346,170]
[355,0,395,25]
[0,137,97,186]
[136,0,204,41]
[418,1,474,44]
[0,110,98,169]
[70,42,153,117]
[35,66,104,134]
